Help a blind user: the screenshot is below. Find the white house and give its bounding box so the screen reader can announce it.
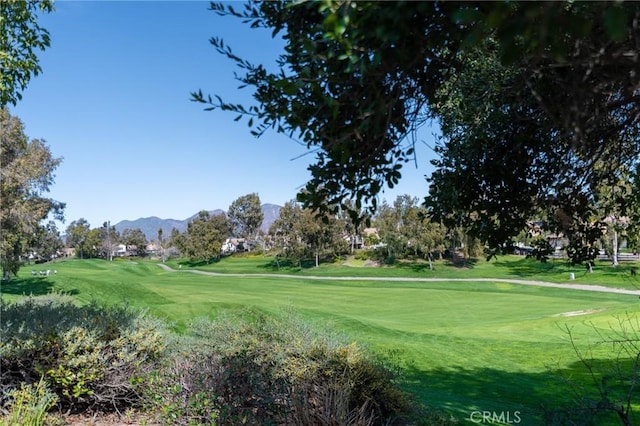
[222,238,245,255]
[113,244,127,257]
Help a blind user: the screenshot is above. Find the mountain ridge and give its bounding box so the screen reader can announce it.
[114,203,281,241]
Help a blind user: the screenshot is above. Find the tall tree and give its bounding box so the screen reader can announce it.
[593,163,636,266]
[426,33,640,263]
[228,193,264,240]
[28,220,64,262]
[425,41,557,252]
[269,200,306,267]
[299,206,348,267]
[416,218,447,270]
[83,228,102,259]
[0,109,64,279]
[196,1,640,249]
[176,211,232,263]
[156,228,164,261]
[164,227,184,260]
[336,199,366,253]
[1,0,54,106]
[65,219,91,259]
[372,196,441,264]
[269,200,348,267]
[100,221,119,261]
[375,200,406,264]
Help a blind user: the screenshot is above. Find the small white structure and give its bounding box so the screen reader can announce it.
[113,244,127,257]
[222,238,247,255]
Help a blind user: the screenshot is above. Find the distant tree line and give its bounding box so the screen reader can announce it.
[64,219,149,260]
[58,189,640,271]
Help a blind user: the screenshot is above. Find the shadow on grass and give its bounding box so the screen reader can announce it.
[393,261,438,273]
[258,257,327,272]
[348,255,481,274]
[180,258,222,268]
[445,257,480,269]
[0,276,71,297]
[495,257,640,287]
[591,263,640,289]
[401,359,639,425]
[493,256,567,278]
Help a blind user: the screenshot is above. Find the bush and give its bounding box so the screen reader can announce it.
[353,249,375,261]
[151,309,412,425]
[0,293,167,413]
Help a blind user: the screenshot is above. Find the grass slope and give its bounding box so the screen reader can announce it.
[2,256,640,424]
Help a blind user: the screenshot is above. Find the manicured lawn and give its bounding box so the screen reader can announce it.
[170,253,640,290]
[2,256,640,424]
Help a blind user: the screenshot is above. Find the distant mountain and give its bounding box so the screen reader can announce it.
[114,204,281,241]
[261,203,281,233]
[184,209,226,223]
[114,216,187,241]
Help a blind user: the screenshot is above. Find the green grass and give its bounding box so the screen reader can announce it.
[3,256,640,424]
[169,253,640,290]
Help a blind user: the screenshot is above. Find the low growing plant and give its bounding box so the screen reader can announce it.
[0,378,59,426]
[0,293,167,414]
[152,309,414,425]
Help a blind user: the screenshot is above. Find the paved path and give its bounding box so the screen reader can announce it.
[157,264,640,296]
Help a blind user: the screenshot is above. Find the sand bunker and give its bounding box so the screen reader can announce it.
[553,308,606,317]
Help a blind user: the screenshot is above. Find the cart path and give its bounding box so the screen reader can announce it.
[156,264,640,296]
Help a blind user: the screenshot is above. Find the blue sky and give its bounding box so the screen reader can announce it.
[10,1,437,229]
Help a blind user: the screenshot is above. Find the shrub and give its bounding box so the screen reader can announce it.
[353,249,374,261]
[0,293,167,413]
[152,309,412,425]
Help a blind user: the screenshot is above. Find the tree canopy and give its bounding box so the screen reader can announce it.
[173,211,232,263]
[196,1,640,255]
[228,193,263,239]
[426,3,640,255]
[0,0,54,106]
[65,218,94,259]
[1,108,64,278]
[268,200,348,267]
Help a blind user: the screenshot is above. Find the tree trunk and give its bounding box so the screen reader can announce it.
[612,230,619,266]
[427,253,433,271]
[315,253,319,268]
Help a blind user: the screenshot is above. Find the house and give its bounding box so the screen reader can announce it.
[222,238,246,255]
[221,238,262,255]
[146,243,161,255]
[343,227,380,250]
[62,247,75,258]
[111,244,138,257]
[344,234,364,249]
[113,244,127,257]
